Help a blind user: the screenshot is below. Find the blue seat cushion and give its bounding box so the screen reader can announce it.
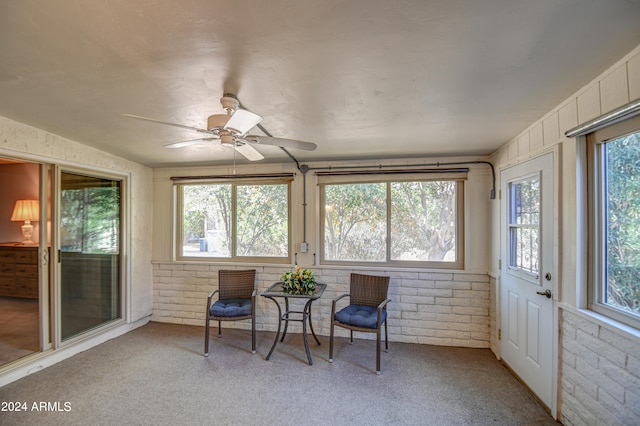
[335,304,386,329]
[210,298,252,317]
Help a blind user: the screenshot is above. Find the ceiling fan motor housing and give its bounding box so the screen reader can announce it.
[207,114,228,132]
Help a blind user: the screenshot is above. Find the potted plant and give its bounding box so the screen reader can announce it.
[280,266,317,294]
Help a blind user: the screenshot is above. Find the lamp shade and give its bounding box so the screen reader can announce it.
[11,199,40,222]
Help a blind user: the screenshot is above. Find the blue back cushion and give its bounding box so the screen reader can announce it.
[335,304,386,329]
[211,298,252,317]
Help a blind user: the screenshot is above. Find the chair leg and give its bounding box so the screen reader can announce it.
[218,320,222,337]
[350,330,353,344]
[204,316,210,357]
[376,330,381,375]
[251,316,256,354]
[384,319,389,352]
[329,321,334,363]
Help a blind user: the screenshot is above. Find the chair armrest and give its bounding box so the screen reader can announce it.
[206,289,219,310]
[333,293,350,304]
[377,298,392,328]
[377,298,391,310]
[331,293,350,318]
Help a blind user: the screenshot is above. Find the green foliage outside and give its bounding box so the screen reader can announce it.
[391,181,456,261]
[324,180,457,262]
[507,177,540,275]
[605,132,640,313]
[324,183,386,261]
[183,184,231,256]
[60,174,120,254]
[237,184,288,257]
[182,183,288,258]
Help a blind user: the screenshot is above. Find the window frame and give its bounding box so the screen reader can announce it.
[175,177,292,263]
[506,172,541,284]
[587,114,640,330]
[319,177,465,269]
[56,166,128,345]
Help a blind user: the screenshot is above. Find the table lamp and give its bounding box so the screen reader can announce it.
[11,199,39,245]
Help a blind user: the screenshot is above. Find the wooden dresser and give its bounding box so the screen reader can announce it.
[0,243,39,298]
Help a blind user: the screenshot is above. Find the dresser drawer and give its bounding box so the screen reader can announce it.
[0,244,39,298]
[0,262,15,276]
[15,250,37,264]
[16,264,38,279]
[0,251,16,263]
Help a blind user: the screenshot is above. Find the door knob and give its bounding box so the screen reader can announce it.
[536,289,552,299]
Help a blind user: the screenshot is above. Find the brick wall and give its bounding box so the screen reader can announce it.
[489,275,498,356]
[152,262,490,348]
[560,308,640,425]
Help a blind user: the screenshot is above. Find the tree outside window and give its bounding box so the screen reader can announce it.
[180,182,289,260]
[322,179,462,267]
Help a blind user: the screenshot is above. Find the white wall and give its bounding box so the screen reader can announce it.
[0,116,154,385]
[151,157,494,348]
[0,162,40,242]
[490,43,640,425]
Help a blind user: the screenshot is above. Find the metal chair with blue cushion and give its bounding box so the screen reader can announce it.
[329,273,391,374]
[205,269,257,356]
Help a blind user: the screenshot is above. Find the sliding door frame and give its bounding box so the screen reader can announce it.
[52,164,130,348]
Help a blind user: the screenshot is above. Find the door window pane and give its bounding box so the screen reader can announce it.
[60,172,121,340]
[508,176,540,276]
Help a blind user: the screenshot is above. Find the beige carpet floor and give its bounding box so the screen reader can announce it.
[0,321,559,425]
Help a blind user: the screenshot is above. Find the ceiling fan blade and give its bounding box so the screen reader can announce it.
[234,142,264,161]
[163,137,218,149]
[122,114,211,135]
[245,135,317,151]
[224,109,263,136]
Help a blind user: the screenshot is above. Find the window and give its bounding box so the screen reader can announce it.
[177,178,290,262]
[320,177,464,268]
[588,115,640,329]
[507,174,540,279]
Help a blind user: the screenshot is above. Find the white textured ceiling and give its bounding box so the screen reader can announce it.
[1,0,640,167]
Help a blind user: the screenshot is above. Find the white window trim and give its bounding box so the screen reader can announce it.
[318,177,465,269]
[585,114,640,330]
[174,177,292,263]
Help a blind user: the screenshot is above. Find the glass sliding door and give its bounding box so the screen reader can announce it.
[59,172,121,341]
[0,158,46,366]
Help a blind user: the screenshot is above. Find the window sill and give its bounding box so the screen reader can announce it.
[558,302,640,345]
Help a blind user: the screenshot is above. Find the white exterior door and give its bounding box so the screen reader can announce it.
[500,152,555,410]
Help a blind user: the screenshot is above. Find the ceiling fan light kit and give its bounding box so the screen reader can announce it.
[123,92,316,161]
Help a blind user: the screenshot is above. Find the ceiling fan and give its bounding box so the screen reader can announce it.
[123,93,317,161]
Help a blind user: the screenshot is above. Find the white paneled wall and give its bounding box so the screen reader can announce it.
[152,263,490,348]
[493,47,640,166]
[491,44,640,424]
